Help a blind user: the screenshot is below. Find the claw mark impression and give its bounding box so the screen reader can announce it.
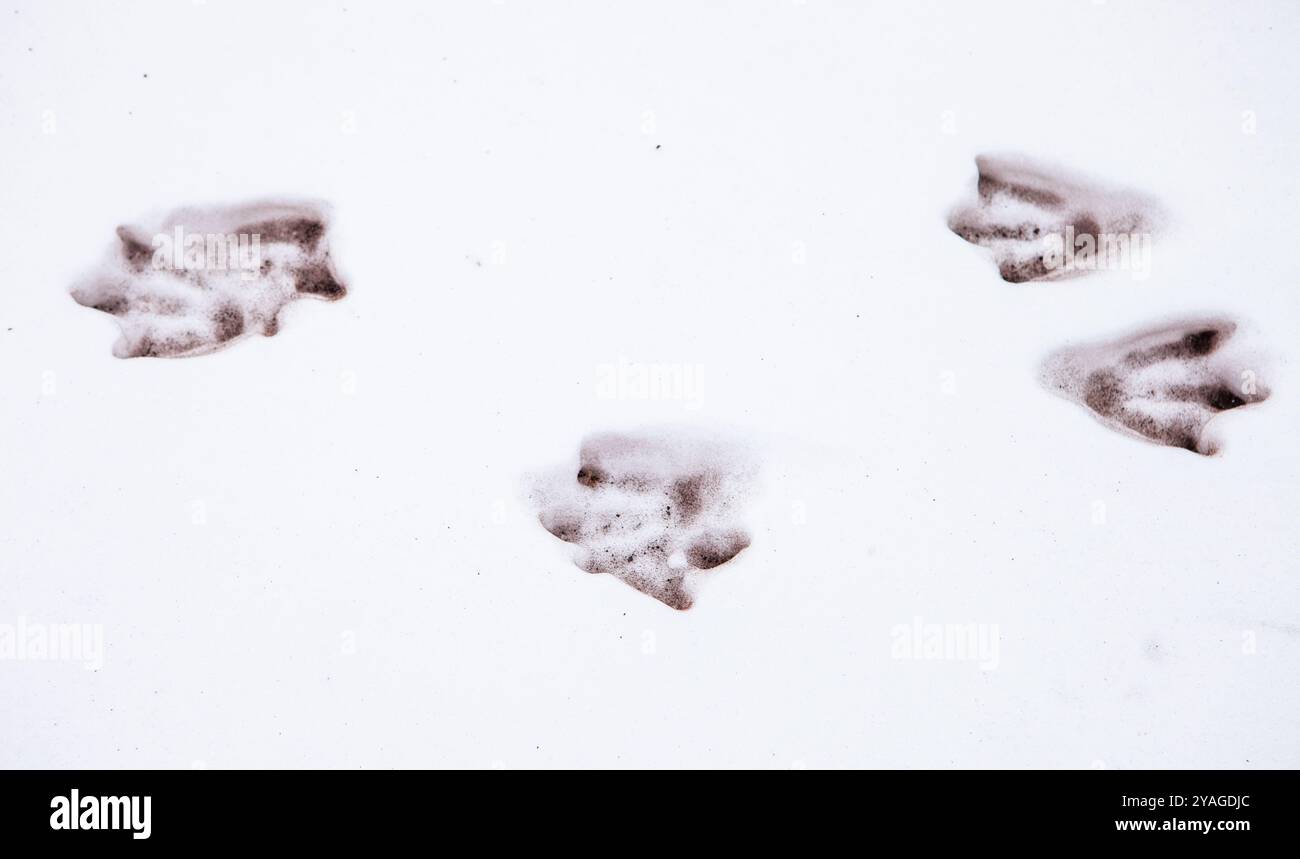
[1041,318,1269,455]
[70,199,346,358]
[532,431,756,610]
[948,154,1162,283]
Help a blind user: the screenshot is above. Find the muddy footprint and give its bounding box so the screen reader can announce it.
[1041,318,1269,455]
[70,199,346,358]
[531,430,756,610]
[948,154,1162,283]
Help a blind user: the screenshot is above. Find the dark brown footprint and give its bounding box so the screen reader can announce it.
[70,199,346,358]
[531,430,756,610]
[948,154,1162,283]
[1040,318,1269,455]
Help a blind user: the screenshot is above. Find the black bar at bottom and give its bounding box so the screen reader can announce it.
[0,770,1289,846]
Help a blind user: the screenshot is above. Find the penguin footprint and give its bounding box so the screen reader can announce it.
[532,431,754,610]
[1041,318,1269,455]
[948,154,1161,283]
